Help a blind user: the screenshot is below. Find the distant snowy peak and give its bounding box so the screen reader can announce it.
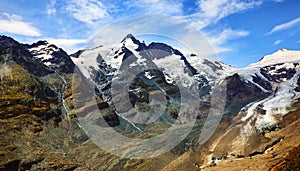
[27,40,75,73]
[249,49,300,68]
[28,40,59,66]
[231,49,300,91]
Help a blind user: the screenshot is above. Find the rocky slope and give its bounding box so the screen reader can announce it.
[0,35,299,171]
[196,49,300,169]
[0,35,76,170]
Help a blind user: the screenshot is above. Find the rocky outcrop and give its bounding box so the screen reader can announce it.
[224,73,270,117]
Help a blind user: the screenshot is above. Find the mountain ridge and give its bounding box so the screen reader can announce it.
[0,35,300,170]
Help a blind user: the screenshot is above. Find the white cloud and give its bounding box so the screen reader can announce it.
[179,0,259,54]
[0,13,41,37]
[62,0,264,55]
[89,14,219,60]
[47,8,56,15]
[125,0,184,16]
[47,0,57,15]
[273,40,282,45]
[56,0,279,55]
[47,38,87,53]
[208,29,249,45]
[206,29,249,53]
[187,0,262,30]
[65,0,109,25]
[90,13,250,55]
[267,17,300,35]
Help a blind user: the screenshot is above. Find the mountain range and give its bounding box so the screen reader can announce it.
[0,34,299,170]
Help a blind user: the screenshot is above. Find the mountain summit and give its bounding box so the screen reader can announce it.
[251,49,300,67]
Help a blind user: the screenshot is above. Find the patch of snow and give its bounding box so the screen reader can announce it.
[44,62,53,66]
[153,54,194,88]
[104,45,125,69]
[124,38,138,50]
[164,73,174,84]
[241,101,262,122]
[212,157,222,164]
[34,53,54,60]
[255,78,300,130]
[185,53,233,78]
[267,63,299,80]
[275,63,295,70]
[144,71,154,79]
[72,46,108,79]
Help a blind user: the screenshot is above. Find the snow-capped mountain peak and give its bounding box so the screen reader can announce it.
[121,34,141,46]
[73,34,214,100]
[249,49,300,68]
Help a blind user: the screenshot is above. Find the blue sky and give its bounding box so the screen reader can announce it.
[0,0,299,67]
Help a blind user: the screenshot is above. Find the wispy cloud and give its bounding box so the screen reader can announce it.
[0,13,41,36]
[47,0,57,15]
[198,0,262,22]
[273,40,282,45]
[206,29,250,53]
[178,0,261,53]
[57,0,270,54]
[208,29,249,45]
[47,38,87,53]
[186,0,262,29]
[267,16,300,35]
[125,0,184,16]
[65,0,110,25]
